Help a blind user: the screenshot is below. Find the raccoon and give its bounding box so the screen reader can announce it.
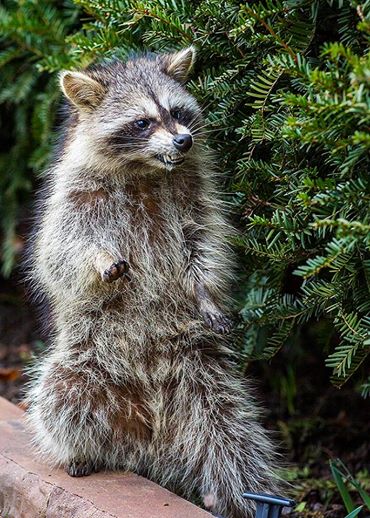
[26,47,281,518]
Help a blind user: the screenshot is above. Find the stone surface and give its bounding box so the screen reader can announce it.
[0,396,23,420]
[0,396,209,518]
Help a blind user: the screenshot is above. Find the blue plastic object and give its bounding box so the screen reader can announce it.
[242,492,296,518]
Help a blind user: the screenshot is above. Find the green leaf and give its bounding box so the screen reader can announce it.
[330,460,355,513]
[345,507,363,518]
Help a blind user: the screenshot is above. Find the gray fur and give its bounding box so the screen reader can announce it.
[25,48,281,517]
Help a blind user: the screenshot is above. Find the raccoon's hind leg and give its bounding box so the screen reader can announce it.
[27,354,152,477]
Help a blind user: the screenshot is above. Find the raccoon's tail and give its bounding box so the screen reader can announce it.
[160,355,284,518]
[196,381,282,518]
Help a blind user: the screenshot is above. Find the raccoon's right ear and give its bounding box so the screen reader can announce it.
[60,71,106,111]
[160,47,196,83]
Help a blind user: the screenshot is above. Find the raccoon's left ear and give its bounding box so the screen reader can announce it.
[60,71,106,112]
[160,47,196,83]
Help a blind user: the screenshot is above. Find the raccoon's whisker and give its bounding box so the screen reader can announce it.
[197,100,213,114]
[190,123,225,134]
[105,142,145,147]
[192,128,226,136]
[107,143,146,151]
[194,124,227,131]
[110,145,143,151]
[188,120,207,129]
[190,120,226,130]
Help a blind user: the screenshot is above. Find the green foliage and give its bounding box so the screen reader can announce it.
[330,459,370,516]
[0,0,369,387]
[281,462,370,517]
[0,0,80,275]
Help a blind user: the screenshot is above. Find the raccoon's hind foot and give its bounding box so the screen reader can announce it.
[102,259,130,283]
[203,494,226,518]
[66,460,100,477]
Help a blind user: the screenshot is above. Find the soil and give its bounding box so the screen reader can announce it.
[0,272,369,517]
[0,274,39,403]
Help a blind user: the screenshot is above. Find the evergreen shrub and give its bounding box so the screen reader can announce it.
[1,0,369,390]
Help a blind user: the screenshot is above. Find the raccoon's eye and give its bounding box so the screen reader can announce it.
[135,119,151,130]
[170,109,182,120]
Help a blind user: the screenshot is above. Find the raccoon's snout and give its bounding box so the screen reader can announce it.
[173,134,193,153]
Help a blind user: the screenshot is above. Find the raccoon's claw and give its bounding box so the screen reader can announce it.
[102,259,130,283]
[66,460,98,477]
[203,311,232,334]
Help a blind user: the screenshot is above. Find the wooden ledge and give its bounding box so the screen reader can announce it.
[0,396,209,518]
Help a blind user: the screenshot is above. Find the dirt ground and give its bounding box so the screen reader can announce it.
[0,272,369,517]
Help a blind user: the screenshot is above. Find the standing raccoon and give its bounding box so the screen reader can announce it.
[26,48,280,517]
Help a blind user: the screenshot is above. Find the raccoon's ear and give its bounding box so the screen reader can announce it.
[60,71,106,111]
[161,47,196,83]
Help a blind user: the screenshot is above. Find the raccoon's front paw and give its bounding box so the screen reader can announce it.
[202,310,232,334]
[102,259,130,283]
[66,460,99,477]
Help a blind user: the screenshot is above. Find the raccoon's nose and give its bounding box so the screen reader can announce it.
[173,134,193,152]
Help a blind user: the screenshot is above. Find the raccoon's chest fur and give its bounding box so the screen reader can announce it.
[36,174,195,321]
[97,179,188,286]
